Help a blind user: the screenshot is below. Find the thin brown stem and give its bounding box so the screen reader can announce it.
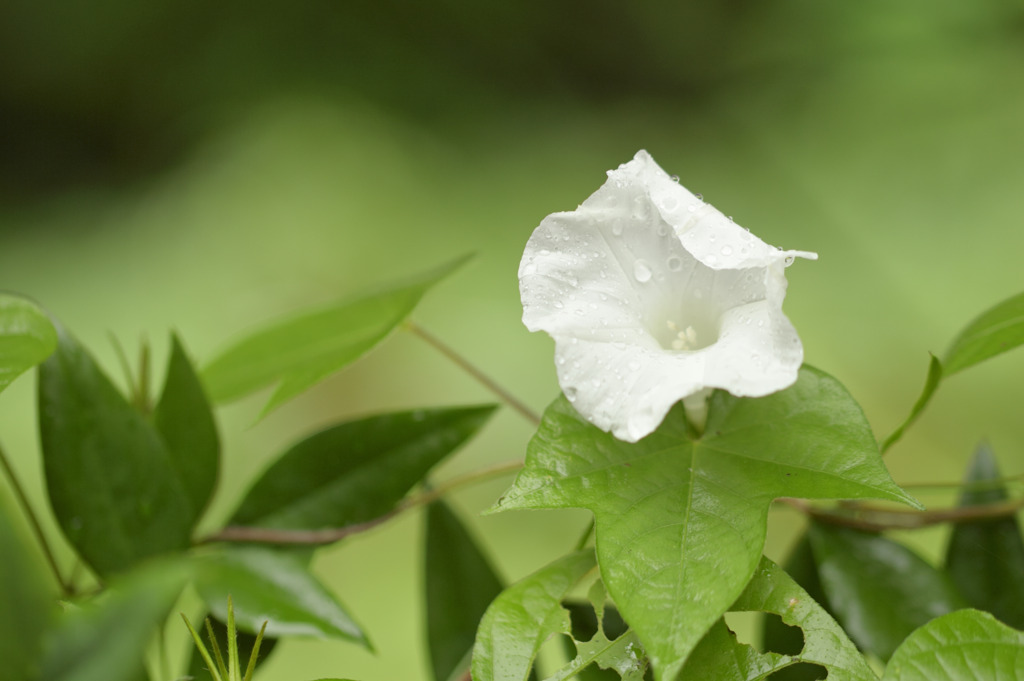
[776,495,1024,533]
[0,440,73,595]
[204,459,523,546]
[404,320,541,426]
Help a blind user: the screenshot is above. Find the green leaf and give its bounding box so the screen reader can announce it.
[201,254,471,414]
[496,366,914,681]
[0,293,57,395]
[472,550,597,681]
[39,326,194,576]
[760,535,830,681]
[231,405,496,530]
[945,443,1024,629]
[943,291,1024,376]
[425,500,505,681]
[152,334,220,521]
[881,609,1024,681]
[186,613,278,681]
[680,556,876,681]
[40,558,192,681]
[561,600,634,681]
[0,497,58,681]
[880,354,942,454]
[809,523,966,661]
[195,545,368,645]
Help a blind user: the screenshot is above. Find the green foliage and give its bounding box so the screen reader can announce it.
[943,291,1024,376]
[680,556,875,681]
[39,558,192,681]
[38,326,198,576]
[425,500,505,681]
[0,498,57,681]
[808,523,966,661]
[497,366,914,681]
[201,254,471,415]
[195,545,368,645]
[881,609,1024,681]
[231,405,496,530]
[187,613,278,681]
[472,550,597,681]
[152,334,220,519]
[945,444,1024,629]
[0,293,57,395]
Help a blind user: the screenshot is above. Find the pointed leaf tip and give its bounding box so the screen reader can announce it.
[202,253,473,414]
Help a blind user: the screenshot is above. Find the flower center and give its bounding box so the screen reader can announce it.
[666,321,699,351]
[651,309,720,352]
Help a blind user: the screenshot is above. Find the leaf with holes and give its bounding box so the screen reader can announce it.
[496,366,915,681]
[943,291,1024,376]
[679,556,875,681]
[881,609,1024,681]
[809,523,966,661]
[231,405,495,531]
[0,294,57,395]
[202,254,470,415]
[472,550,596,681]
[945,443,1024,629]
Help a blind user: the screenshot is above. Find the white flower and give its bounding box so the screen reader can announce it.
[519,150,817,442]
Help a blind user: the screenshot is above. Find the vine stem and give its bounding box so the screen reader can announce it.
[0,440,73,596]
[403,320,542,426]
[777,495,1024,532]
[205,459,523,545]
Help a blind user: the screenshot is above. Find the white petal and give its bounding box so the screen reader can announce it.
[520,150,816,442]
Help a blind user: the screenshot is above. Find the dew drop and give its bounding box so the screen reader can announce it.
[574,309,584,316]
[721,245,733,256]
[705,254,718,265]
[657,223,669,236]
[687,204,697,213]
[695,193,703,201]
[558,357,566,365]
[554,301,564,309]
[670,174,680,183]
[565,387,578,402]
[611,222,624,236]
[633,260,653,283]
[667,255,683,271]
[784,255,795,266]
[662,196,678,211]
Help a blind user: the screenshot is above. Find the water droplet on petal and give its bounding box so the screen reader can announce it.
[662,196,678,211]
[611,222,623,236]
[633,260,653,283]
[554,301,564,309]
[687,204,697,213]
[670,175,680,183]
[667,255,683,271]
[695,193,703,201]
[565,387,578,402]
[784,255,795,266]
[721,245,733,256]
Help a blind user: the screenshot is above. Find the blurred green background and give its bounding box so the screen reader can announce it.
[2,1,1024,679]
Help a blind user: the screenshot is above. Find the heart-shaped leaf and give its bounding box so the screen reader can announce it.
[497,366,914,681]
[202,254,470,415]
[0,294,57,395]
[681,556,876,681]
[472,550,596,681]
[882,609,1024,681]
